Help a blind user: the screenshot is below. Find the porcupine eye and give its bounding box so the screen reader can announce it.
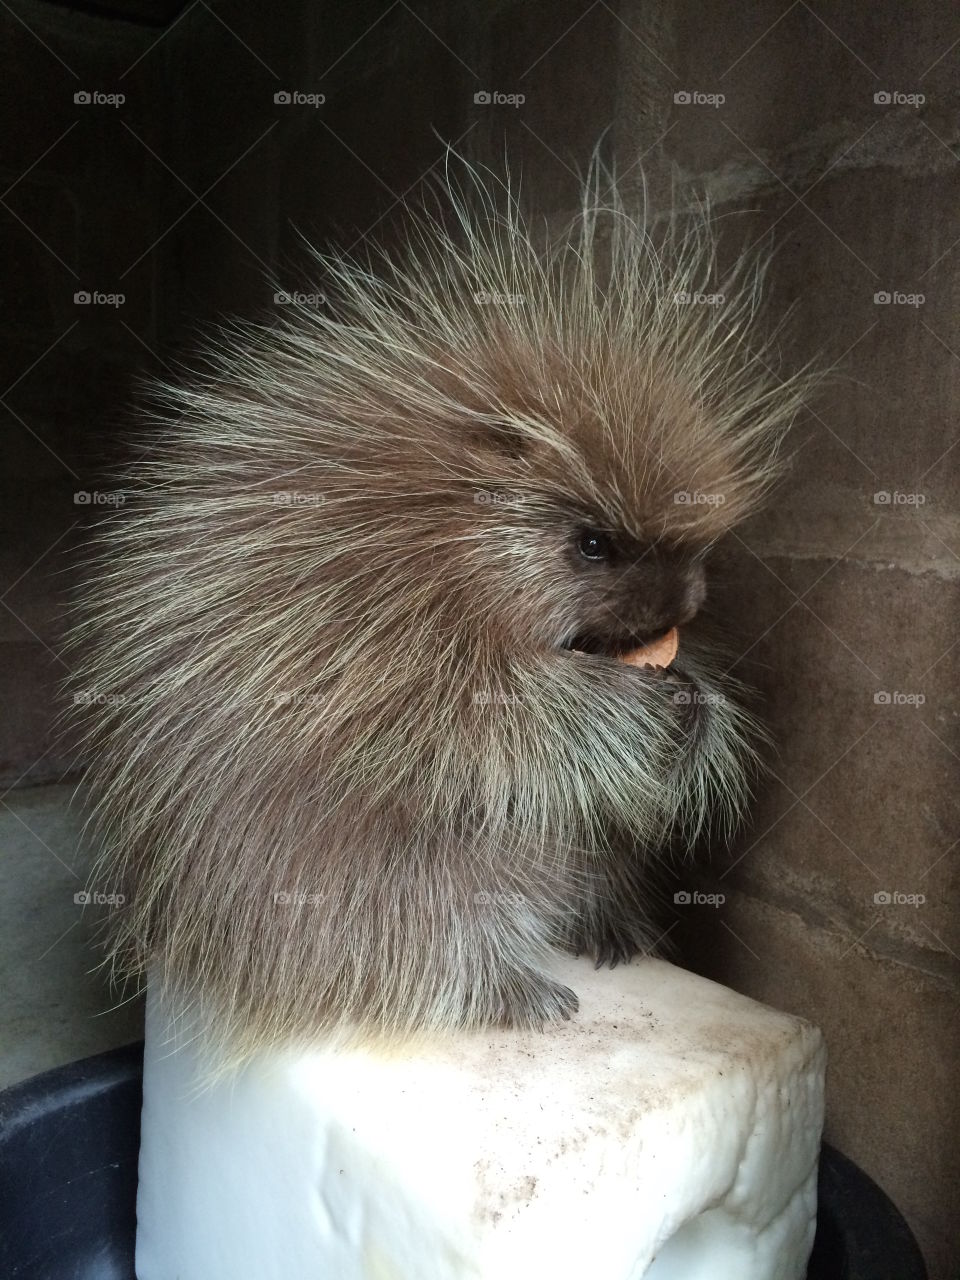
[577,528,613,562]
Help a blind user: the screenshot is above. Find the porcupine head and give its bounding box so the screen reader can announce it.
[69,157,810,1062]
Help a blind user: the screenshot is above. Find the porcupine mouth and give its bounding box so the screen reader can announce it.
[564,627,672,660]
[562,627,703,728]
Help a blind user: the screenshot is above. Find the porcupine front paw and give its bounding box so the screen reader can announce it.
[491,968,579,1028]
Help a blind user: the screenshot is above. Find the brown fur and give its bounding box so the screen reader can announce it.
[67,162,810,1058]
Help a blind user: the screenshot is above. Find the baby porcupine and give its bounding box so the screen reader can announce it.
[70,160,807,1056]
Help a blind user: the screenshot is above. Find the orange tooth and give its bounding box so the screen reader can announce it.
[621,626,679,670]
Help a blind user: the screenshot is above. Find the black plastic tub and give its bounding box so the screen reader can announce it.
[0,1044,928,1280]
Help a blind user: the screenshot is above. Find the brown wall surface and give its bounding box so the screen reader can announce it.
[640,6,960,1274]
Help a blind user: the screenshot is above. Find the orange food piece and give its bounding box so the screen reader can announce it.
[621,626,679,670]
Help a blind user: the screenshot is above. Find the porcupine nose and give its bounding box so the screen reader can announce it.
[643,560,706,635]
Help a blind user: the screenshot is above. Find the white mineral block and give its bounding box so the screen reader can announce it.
[135,957,825,1280]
